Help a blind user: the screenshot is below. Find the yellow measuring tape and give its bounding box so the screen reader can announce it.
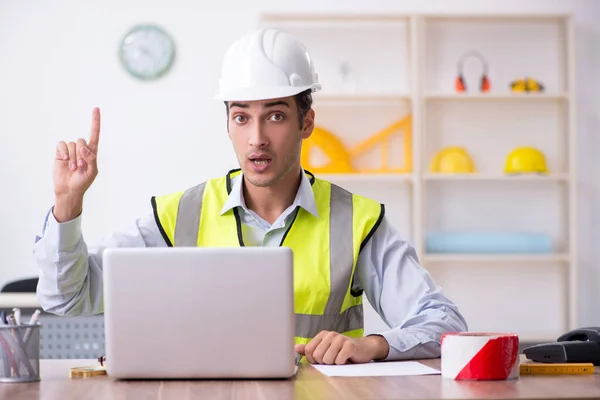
[69,366,107,378]
[520,362,594,375]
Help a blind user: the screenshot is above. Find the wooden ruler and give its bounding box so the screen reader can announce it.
[520,362,595,375]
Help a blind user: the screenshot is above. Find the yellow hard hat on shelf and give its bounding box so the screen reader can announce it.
[504,147,548,174]
[429,147,476,174]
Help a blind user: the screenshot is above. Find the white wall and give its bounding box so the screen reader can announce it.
[1,0,598,331]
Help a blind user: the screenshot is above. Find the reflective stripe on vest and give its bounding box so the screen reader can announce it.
[173,181,206,247]
[151,169,384,342]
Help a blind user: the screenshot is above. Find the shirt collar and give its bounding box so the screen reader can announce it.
[219,171,318,218]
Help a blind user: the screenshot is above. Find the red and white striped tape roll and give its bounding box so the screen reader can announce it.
[441,332,520,380]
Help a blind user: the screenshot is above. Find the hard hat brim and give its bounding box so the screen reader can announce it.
[214,83,321,102]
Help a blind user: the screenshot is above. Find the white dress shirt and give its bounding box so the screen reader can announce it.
[34,171,468,361]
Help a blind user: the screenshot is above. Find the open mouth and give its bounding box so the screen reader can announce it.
[249,155,272,164]
[249,156,272,172]
[250,158,271,165]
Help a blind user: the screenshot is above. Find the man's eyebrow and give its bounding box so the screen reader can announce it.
[229,102,249,109]
[263,100,290,109]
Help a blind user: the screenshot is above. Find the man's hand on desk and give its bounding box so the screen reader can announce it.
[295,331,390,365]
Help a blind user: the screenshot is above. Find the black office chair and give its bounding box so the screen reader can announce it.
[1,277,105,359]
[0,277,38,293]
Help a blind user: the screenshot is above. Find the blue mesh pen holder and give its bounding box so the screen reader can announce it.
[0,324,41,382]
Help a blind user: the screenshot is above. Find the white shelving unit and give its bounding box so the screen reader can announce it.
[259,13,576,342]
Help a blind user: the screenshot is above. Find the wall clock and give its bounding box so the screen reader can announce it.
[119,24,175,81]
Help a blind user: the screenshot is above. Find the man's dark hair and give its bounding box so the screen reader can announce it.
[293,89,313,129]
[224,89,313,129]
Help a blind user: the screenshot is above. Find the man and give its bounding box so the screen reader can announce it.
[34,28,467,365]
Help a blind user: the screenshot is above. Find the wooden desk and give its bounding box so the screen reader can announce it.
[2,358,599,400]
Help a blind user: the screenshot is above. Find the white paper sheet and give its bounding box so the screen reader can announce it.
[312,361,441,377]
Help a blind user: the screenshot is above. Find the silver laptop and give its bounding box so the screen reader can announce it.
[102,246,296,379]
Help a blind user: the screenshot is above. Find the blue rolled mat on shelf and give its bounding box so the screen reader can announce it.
[425,231,552,254]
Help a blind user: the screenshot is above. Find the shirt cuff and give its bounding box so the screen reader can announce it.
[375,329,437,361]
[44,206,83,251]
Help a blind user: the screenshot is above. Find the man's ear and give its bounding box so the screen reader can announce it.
[301,108,315,140]
[225,101,231,138]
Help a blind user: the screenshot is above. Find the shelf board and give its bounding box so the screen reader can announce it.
[0,293,40,308]
[518,333,562,343]
[423,173,569,182]
[260,14,410,27]
[314,94,411,106]
[423,13,570,22]
[423,253,570,264]
[262,13,569,23]
[424,93,568,101]
[315,173,414,183]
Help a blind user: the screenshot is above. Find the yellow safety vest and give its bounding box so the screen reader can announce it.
[151,169,384,344]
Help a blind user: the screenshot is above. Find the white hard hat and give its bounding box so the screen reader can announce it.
[215,28,322,101]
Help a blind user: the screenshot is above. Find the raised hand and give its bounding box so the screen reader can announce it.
[52,107,101,222]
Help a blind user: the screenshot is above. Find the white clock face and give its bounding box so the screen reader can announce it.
[119,24,175,80]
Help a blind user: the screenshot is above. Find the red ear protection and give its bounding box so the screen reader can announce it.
[456,51,490,93]
[481,75,491,92]
[455,75,466,92]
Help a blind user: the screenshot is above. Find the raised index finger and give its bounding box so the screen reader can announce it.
[88,107,101,153]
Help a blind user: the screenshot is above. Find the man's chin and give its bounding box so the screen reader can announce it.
[243,171,278,188]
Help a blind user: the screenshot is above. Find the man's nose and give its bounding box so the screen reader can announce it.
[248,122,269,148]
